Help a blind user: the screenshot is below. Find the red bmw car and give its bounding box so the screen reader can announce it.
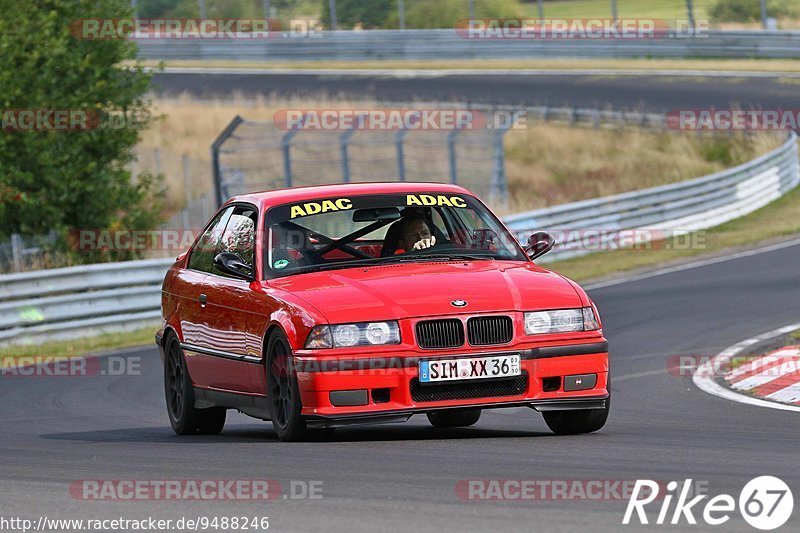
[156,182,609,441]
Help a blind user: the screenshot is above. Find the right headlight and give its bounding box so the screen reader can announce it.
[305,321,401,349]
[524,307,599,335]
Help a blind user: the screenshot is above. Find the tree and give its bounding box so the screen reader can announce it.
[321,0,393,29]
[0,0,163,260]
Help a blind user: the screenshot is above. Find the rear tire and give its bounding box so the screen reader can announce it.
[542,392,610,435]
[266,330,309,442]
[164,334,226,435]
[426,408,481,428]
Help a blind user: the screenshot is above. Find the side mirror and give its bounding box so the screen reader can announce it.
[525,231,556,260]
[213,252,254,281]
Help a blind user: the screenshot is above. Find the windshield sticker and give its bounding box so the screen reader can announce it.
[406,194,467,208]
[273,259,290,270]
[290,198,353,219]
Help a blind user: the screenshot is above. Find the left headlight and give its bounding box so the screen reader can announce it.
[524,307,599,335]
[305,321,401,349]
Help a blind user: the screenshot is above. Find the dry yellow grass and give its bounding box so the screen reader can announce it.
[138,95,782,215]
[504,126,782,211]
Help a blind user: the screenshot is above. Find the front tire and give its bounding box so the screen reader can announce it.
[542,392,610,435]
[427,408,481,428]
[266,330,309,441]
[164,334,226,435]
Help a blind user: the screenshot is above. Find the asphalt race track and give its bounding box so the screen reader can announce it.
[151,71,800,111]
[2,240,799,532]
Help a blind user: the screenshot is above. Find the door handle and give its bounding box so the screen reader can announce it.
[199,293,207,306]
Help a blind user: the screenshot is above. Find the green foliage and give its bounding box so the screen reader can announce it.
[697,134,758,167]
[321,0,394,29]
[319,0,528,29]
[138,0,265,18]
[709,0,799,22]
[137,0,179,18]
[0,0,162,262]
[396,0,527,30]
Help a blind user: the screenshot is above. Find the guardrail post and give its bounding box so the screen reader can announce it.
[328,0,338,30]
[281,130,298,188]
[340,128,357,183]
[211,115,244,206]
[395,129,407,181]
[11,233,22,273]
[448,129,462,184]
[686,0,696,31]
[397,0,405,30]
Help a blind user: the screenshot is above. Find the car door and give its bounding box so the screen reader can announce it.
[198,204,265,394]
[179,206,233,387]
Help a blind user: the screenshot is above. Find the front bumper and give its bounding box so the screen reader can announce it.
[294,340,609,422]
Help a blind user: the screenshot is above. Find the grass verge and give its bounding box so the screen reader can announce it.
[132,57,800,74]
[1,326,157,361]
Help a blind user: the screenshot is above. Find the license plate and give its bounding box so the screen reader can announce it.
[419,354,520,383]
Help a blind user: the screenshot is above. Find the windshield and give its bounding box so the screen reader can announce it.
[264,192,527,277]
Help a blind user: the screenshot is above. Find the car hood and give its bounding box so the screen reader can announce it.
[266,260,584,323]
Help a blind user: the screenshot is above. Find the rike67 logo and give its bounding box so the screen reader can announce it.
[624,477,794,530]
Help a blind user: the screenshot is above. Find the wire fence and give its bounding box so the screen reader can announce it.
[132,146,215,232]
[211,104,671,212]
[213,117,504,206]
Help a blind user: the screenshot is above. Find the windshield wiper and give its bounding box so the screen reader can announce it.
[277,253,496,276]
[395,253,496,262]
[282,257,394,275]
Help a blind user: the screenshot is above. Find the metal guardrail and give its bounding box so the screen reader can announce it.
[135,30,800,61]
[506,131,800,262]
[1,132,797,346]
[0,259,171,345]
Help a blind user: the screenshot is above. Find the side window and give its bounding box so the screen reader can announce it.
[187,207,233,273]
[216,205,258,278]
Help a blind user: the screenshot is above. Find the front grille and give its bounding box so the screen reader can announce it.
[467,316,513,346]
[416,319,464,349]
[410,373,528,402]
